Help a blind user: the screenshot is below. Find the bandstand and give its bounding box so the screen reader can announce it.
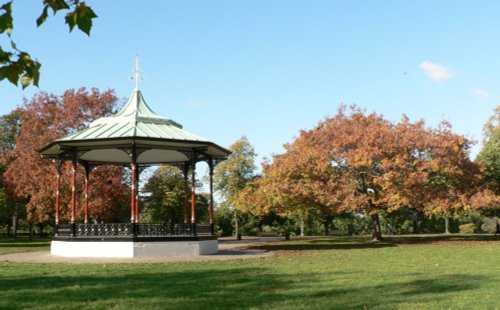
[38,62,230,257]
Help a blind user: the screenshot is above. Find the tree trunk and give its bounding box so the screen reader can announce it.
[300,213,305,237]
[38,223,44,236]
[234,210,241,240]
[412,211,419,234]
[12,203,18,238]
[12,212,18,238]
[323,219,330,236]
[323,214,332,236]
[28,223,33,241]
[371,213,383,241]
[368,198,383,241]
[444,217,451,234]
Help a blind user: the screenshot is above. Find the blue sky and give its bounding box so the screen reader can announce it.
[1,1,499,164]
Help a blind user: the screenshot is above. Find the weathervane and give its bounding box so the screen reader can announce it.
[131,55,143,90]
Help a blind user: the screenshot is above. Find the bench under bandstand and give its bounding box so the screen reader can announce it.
[38,76,230,257]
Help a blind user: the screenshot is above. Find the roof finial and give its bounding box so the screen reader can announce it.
[132,55,143,91]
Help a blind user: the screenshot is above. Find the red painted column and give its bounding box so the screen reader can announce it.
[130,162,136,223]
[55,166,61,225]
[209,161,215,232]
[84,166,89,224]
[183,163,189,224]
[70,158,77,224]
[135,166,140,223]
[191,164,196,223]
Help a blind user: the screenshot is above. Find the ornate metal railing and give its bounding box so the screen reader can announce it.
[78,223,132,236]
[55,224,73,236]
[54,222,214,238]
[137,223,191,237]
[196,224,213,236]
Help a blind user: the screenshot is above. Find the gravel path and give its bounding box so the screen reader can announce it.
[0,237,283,264]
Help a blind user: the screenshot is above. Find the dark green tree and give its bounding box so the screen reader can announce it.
[0,110,24,236]
[472,106,500,215]
[213,136,257,238]
[0,110,21,155]
[142,165,208,223]
[477,106,500,193]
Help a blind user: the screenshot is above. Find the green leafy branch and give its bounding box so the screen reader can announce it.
[0,0,97,89]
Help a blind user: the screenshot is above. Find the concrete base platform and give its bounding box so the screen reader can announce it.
[51,239,218,258]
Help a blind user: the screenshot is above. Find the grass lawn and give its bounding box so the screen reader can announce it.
[0,236,499,309]
[0,236,50,255]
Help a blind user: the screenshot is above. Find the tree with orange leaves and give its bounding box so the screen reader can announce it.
[2,88,130,227]
[240,105,481,240]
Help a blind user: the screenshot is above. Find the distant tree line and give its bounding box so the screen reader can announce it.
[1,91,500,239]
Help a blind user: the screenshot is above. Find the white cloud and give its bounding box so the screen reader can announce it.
[419,60,453,83]
[473,88,493,100]
[183,101,206,109]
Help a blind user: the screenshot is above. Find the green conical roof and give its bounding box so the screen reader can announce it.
[60,90,204,142]
[39,90,230,164]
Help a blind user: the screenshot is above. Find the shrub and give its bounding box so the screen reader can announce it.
[480,217,499,233]
[459,223,476,234]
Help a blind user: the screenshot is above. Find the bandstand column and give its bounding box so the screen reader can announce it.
[135,166,140,223]
[130,146,138,226]
[83,163,90,224]
[183,163,189,224]
[54,159,62,226]
[70,152,77,225]
[208,159,215,235]
[190,155,197,236]
[130,163,137,224]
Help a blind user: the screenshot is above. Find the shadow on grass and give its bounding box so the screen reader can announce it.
[0,243,49,248]
[0,237,50,244]
[0,266,313,309]
[309,274,487,309]
[248,238,397,252]
[0,265,487,309]
[248,235,500,253]
[384,234,500,245]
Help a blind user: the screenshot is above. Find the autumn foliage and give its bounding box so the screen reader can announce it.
[2,88,130,224]
[238,106,483,239]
